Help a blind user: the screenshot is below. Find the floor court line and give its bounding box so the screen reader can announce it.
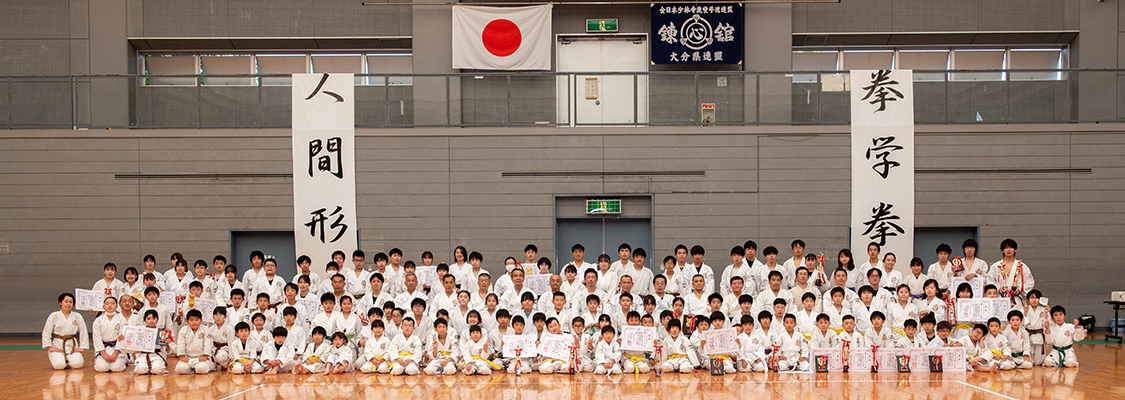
[217,384,264,400]
[955,380,1019,400]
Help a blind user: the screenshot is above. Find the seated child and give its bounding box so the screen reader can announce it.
[294,327,331,374]
[92,296,126,373]
[261,327,300,374]
[390,317,424,375]
[133,310,166,375]
[324,332,356,374]
[894,319,921,348]
[424,318,459,375]
[1002,310,1034,369]
[773,314,809,371]
[359,320,392,373]
[1043,305,1086,368]
[593,326,623,375]
[960,324,997,372]
[736,315,767,372]
[660,319,698,373]
[174,309,215,374]
[460,325,496,375]
[228,322,262,374]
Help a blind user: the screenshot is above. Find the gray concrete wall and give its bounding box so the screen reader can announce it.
[2,124,1124,333]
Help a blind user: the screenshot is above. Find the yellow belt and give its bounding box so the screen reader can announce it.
[829,328,844,334]
[891,328,907,337]
[308,356,320,362]
[368,354,386,372]
[230,357,252,369]
[625,354,648,376]
[398,351,414,363]
[439,351,452,356]
[472,355,501,370]
[990,349,1004,357]
[668,354,688,359]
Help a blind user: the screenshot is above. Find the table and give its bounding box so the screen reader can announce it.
[1105,301,1125,344]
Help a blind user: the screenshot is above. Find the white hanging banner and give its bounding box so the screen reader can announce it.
[293,73,358,279]
[850,69,914,275]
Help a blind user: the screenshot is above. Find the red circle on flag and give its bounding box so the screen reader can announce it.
[482,19,521,57]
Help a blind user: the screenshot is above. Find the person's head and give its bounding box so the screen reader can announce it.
[1027,289,1042,308]
[672,297,685,313]
[867,242,881,260]
[618,275,634,293]
[511,315,525,332]
[597,254,611,270]
[783,314,797,331]
[692,274,705,291]
[710,312,726,329]
[739,315,755,333]
[910,257,924,275]
[118,294,135,313]
[102,262,117,279]
[369,319,385,337]
[546,317,561,334]
[1000,238,1018,257]
[791,239,805,255]
[801,292,816,311]
[985,317,1002,335]
[476,272,492,292]
[403,260,417,274]
[262,258,278,276]
[271,327,288,345]
[466,309,481,326]
[690,245,705,265]
[962,239,979,258]
[434,318,448,336]
[310,326,326,343]
[1007,310,1024,329]
[100,295,118,314]
[256,293,271,309]
[970,324,987,342]
[631,248,647,266]
[600,325,616,341]
[936,321,953,338]
[572,316,586,334]
[174,258,188,274]
[768,270,783,290]
[521,291,536,311]
[772,298,787,317]
[403,272,418,291]
[548,274,562,292]
[230,289,245,307]
[331,332,347,347]
[513,242,536,261]
[454,246,468,263]
[824,289,842,308]
[389,248,403,265]
[144,287,160,304]
[696,316,710,331]
[330,250,346,266]
[882,253,896,269]
[189,281,204,297]
[141,309,158,328]
[903,319,918,338]
[668,318,683,336]
[586,295,601,313]
[866,267,883,287]
[841,315,856,332]
[815,313,830,331]
[564,264,578,281]
[743,240,758,259]
[920,313,936,333]
[619,293,633,310]
[123,266,138,284]
[870,311,885,329]
[936,243,952,261]
[738,294,753,314]
[420,251,433,266]
[654,274,668,293]
[708,293,723,312]
[469,324,483,341]
[320,292,337,312]
[552,291,567,310]
[674,244,688,263]
[401,316,416,336]
[895,284,911,302]
[763,246,778,263]
[730,246,745,266]
[486,293,499,310]
[211,305,227,325]
[496,309,511,327]
[193,260,207,277]
[410,298,427,316]
[956,283,973,299]
[729,276,744,294]
[617,243,632,261]
[538,257,553,274]
[983,284,999,298]
[757,311,772,330]
[571,243,586,261]
[510,268,525,286]
[858,286,875,303]
[838,249,854,270]
[143,254,156,270]
[1050,305,1067,324]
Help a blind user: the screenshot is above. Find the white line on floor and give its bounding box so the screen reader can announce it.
[218,384,264,400]
[955,380,1019,400]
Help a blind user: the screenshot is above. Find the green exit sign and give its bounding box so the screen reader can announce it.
[587,199,622,215]
[586,19,619,32]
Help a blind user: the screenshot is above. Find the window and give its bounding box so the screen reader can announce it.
[897,50,949,82]
[1009,49,1064,80]
[792,51,838,83]
[144,55,197,86]
[367,54,413,86]
[255,54,308,86]
[951,49,1005,81]
[841,50,893,70]
[200,55,254,86]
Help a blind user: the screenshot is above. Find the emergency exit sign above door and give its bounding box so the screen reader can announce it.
[587,19,619,32]
[587,199,622,215]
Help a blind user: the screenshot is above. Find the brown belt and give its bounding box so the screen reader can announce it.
[52,334,78,354]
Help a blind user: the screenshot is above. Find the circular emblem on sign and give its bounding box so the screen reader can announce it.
[482,19,522,57]
[679,14,714,50]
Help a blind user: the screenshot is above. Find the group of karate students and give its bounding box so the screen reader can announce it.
[43,238,1087,375]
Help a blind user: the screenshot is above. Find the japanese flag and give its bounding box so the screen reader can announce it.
[453,5,552,70]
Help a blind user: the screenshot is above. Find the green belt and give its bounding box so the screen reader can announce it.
[1055,345,1072,366]
[1011,352,1024,358]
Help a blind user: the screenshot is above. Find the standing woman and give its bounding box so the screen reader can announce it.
[43,293,89,369]
[837,249,858,291]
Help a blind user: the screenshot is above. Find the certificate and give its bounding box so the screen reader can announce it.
[701,328,739,355]
[619,326,657,352]
[537,332,574,361]
[502,334,539,358]
[120,325,157,353]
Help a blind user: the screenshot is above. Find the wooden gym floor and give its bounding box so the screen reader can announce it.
[7,335,1124,400]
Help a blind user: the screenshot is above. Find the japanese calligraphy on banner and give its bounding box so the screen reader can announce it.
[651,4,742,64]
[293,73,358,279]
[850,70,914,275]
